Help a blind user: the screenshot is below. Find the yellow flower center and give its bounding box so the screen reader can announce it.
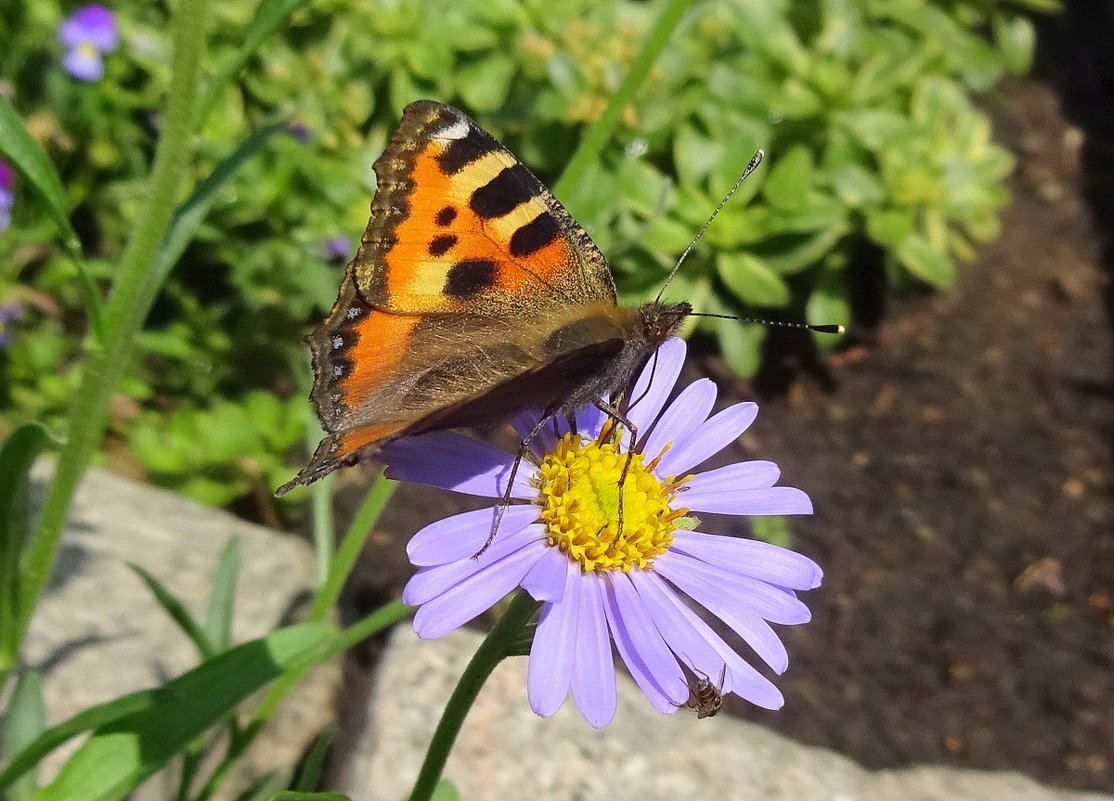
[76,42,99,58]
[536,428,691,572]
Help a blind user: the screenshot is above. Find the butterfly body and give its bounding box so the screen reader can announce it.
[277,101,689,495]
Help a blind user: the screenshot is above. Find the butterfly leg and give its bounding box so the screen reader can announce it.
[473,412,553,559]
[591,398,639,540]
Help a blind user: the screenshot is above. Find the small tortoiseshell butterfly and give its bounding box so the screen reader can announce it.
[276,100,693,495]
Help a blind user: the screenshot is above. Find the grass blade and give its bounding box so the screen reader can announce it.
[204,537,241,653]
[553,0,696,203]
[0,95,80,255]
[200,0,312,119]
[127,563,215,660]
[0,423,51,675]
[147,119,289,310]
[2,670,46,801]
[29,622,336,801]
[290,729,334,792]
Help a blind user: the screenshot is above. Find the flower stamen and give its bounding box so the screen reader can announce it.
[536,429,690,572]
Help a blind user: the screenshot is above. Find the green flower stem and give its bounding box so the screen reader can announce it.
[16,0,211,647]
[408,591,541,801]
[552,0,695,199]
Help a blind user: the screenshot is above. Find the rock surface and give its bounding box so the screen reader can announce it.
[336,625,1113,801]
[23,466,336,800]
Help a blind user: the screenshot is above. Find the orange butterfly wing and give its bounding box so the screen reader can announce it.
[277,101,626,494]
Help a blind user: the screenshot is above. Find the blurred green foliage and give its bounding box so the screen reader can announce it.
[0,0,1050,511]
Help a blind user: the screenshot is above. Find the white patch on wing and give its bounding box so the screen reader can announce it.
[436,118,470,140]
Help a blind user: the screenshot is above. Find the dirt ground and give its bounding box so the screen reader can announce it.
[335,7,1114,793]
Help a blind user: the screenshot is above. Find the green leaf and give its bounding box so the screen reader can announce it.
[3,671,46,801]
[431,780,460,801]
[0,95,80,254]
[752,225,848,275]
[29,623,336,801]
[0,423,51,664]
[748,515,790,548]
[149,120,289,308]
[829,165,885,207]
[271,794,351,801]
[895,232,955,287]
[993,14,1036,75]
[865,208,915,249]
[715,318,763,378]
[455,56,516,113]
[232,772,286,801]
[201,0,313,118]
[127,562,214,660]
[673,124,724,186]
[717,252,790,307]
[762,146,813,211]
[806,271,851,347]
[204,537,240,653]
[291,729,335,792]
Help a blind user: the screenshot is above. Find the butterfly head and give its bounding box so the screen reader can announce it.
[637,300,692,347]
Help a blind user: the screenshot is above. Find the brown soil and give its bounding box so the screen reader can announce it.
[337,6,1114,793]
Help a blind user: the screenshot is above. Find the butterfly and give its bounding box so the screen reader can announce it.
[275,100,691,496]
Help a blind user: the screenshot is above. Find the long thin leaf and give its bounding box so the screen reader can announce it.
[3,670,47,801]
[552,0,696,203]
[271,793,350,801]
[0,99,103,334]
[29,622,336,801]
[0,423,51,674]
[0,96,80,254]
[233,772,287,801]
[127,563,215,660]
[147,119,289,309]
[290,729,335,792]
[200,0,312,119]
[21,0,211,668]
[204,537,240,654]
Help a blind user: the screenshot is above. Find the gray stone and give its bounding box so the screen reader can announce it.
[20,465,337,800]
[336,626,1112,801]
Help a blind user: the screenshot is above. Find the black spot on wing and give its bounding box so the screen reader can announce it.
[437,133,496,175]
[510,211,561,257]
[429,234,457,257]
[470,165,543,220]
[435,206,457,226]
[444,259,498,299]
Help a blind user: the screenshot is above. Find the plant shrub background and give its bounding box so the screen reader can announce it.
[0,0,1041,510]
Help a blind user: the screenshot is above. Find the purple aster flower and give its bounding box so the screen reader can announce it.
[383,338,822,727]
[58,5,119,82]
[0,161,14,233]
[0,302,23,347]
[323,235,352,260]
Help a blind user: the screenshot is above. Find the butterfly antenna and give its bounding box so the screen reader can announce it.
[684,310,845,335]
[654,150,765,304]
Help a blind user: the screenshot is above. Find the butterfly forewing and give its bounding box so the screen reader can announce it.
[276,101,640,494]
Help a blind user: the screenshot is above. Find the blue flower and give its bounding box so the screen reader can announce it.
[382,338,822,727]
[0,303,23,348]
[0,161,14,233]
[324,236,352,261]
[58,5,119,82]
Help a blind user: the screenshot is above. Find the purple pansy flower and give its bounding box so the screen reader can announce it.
[323,235,352,260]
[0,161,14,233]
[383,338,822,727]
[0,303,23,347]
[58,5,119,82]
